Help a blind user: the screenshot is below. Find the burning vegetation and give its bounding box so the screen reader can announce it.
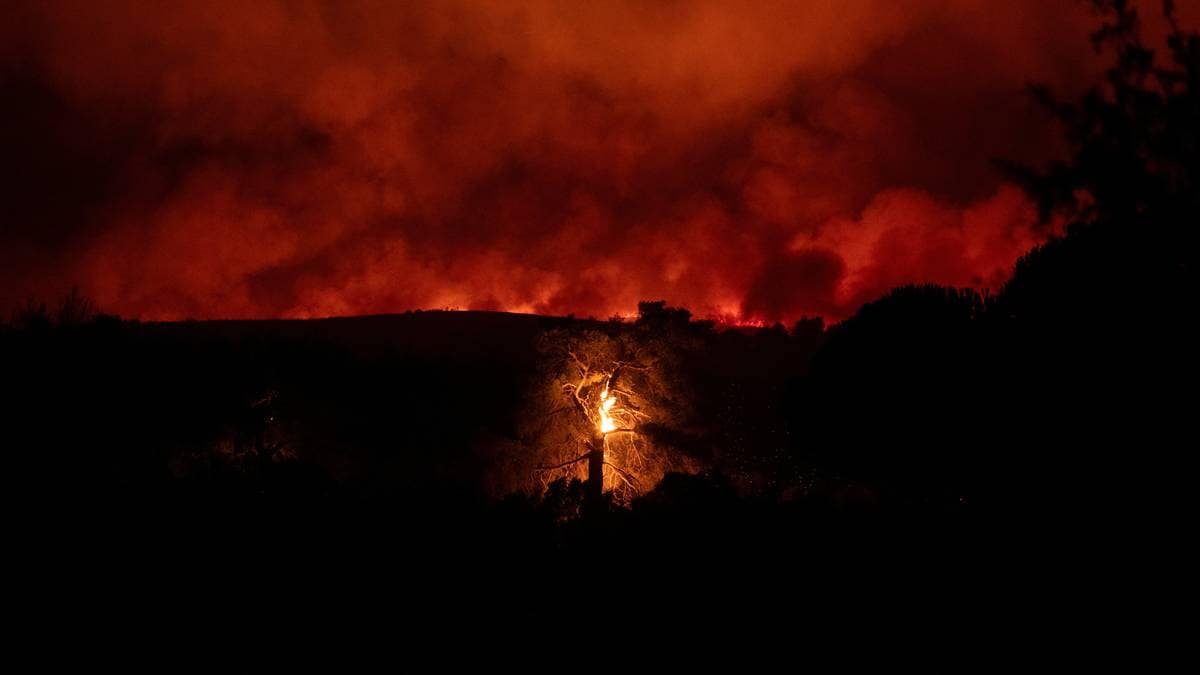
[512,305,704,510]
[554,347,653,506]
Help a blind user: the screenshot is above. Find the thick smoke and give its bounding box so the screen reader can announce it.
[4,0,1170,322]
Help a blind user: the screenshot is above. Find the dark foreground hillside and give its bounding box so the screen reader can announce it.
[3,295,1190,632]
[4,307,844,559]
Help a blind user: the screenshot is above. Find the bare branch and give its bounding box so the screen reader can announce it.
[565,350,589,379]
[565,381,593,423]
[604,461,640,491]
[535,452,593,472]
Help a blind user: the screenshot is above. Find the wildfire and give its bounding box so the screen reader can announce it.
[599,387,617,434]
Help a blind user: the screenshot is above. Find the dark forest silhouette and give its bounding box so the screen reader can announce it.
[2,1,1195,564]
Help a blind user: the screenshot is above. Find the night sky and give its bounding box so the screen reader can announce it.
[4,1,1192,322]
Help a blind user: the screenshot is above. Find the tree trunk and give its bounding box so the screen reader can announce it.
[585,434,605,516]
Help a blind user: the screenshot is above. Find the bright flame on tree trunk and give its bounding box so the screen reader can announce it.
[536,347,657,507]
[591,371,649,504]
[599,387,617,434]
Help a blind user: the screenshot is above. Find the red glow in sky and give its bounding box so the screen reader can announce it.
[6,0,1185,323]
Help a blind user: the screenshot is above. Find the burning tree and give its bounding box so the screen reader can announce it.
[515,305,702,511]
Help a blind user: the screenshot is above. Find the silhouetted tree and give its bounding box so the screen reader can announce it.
[784,2,1196,511]
[983,1,1198,513]
[996,0,1196,324]
[1002,0,1197,227]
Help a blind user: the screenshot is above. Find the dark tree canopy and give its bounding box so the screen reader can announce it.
[995,0,1196,328]
[785,1,1198,510]
[1002,0,1198,227]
